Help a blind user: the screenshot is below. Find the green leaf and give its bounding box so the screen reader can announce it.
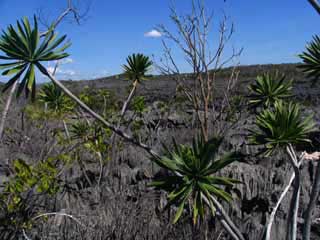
[173,201,185,224]
[203,152,241,175]
[27,64,35,91]
[2,64,27,93]
[0,61,23,70]
[2,63,26,76]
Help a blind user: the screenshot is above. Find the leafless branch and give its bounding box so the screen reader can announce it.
[156,0,242,141]
[38,0,91,36]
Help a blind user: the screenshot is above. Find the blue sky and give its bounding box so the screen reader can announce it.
[0,0,319,81]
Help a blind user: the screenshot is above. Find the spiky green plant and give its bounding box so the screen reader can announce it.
[249,100,316,156]
[0,16,70,99]
[39,82,74,114]
[70,121,91,141]
[151,137,241,225]
[248,71,292,108]
[298,35,320,83]
[111,54,153,143]
[123,53,152,82]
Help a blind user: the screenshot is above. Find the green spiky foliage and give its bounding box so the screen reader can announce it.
[248,71,293,108]
[38,82,74,114]
[298,35,320,84]
[0,16,70,99]
[150,137,242,225]
[122,53,152,82]
[249,101,316,156]
[70,121,91,141]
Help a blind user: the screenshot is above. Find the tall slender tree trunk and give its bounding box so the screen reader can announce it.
[265,173,295,240]
[110,79,139,162]
[286,145,301,240]
[0,80,18,142]
[118,79,139,123]
[286,174,301,240]
[303,161,320,240]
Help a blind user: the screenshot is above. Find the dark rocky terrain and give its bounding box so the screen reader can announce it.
[1,63,320,240]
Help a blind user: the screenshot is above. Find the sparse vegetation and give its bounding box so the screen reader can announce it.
[0,1,320,240]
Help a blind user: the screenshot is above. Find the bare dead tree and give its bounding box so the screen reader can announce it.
[156,0,242,142]
[0,0,90,142]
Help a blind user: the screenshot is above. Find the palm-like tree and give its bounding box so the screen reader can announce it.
[0,16,70,99]
[250,100,316,240]
[0,16,70,140]
[249,101,315,156]
[119,53,152,120]
[298,35,320,84]
[39,83,74,114]
[110,54,153,162]
[248,71,292,108]
[151,137,244,240]
[39,82,74,138]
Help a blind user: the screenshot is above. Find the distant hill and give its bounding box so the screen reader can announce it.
[1,63,317,104]
[58,63,318,103]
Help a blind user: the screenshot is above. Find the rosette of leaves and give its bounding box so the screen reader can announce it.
[39,82,74,114]
[70,121,91,141]
[123,53,153,82]
[0,16,70,99]
[249,100,316,156]
[298,35,320,84]
[248,71,292,108]
[150,137,241,224]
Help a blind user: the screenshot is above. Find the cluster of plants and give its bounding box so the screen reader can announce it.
[0,1,320,240]
[247,70,318,240]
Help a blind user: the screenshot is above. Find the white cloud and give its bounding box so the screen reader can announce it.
[46,66,76,77]
[144,29,162,38]
[61,58,74,64]
[60,69,76,76]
